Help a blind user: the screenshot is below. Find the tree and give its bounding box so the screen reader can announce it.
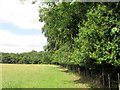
[39,2,120,68]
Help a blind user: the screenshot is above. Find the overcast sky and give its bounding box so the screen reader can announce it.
[0,0,47,53]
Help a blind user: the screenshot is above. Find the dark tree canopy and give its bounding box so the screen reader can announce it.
[39,2,120,67]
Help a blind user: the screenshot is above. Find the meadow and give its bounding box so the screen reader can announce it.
[2,64,91,88]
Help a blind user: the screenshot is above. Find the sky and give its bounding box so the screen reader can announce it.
[0,0,47,53]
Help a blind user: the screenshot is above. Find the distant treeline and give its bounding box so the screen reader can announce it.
[2,50,51,64]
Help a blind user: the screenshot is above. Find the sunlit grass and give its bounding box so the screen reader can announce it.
[2,64,89,88]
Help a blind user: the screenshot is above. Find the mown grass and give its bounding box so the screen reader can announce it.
[2,64,94,88]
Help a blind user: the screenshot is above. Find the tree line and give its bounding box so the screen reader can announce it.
[2,50,51,64]
[39,2,120,69]
[39,2,120,88]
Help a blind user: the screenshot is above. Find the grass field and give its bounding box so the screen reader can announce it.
[2,64,94,88]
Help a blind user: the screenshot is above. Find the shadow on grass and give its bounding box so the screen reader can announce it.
[61,69,69,73]
[74,78,87,84]
[56,65,70,73]
[58,66,102,88]
[73,74,102,88]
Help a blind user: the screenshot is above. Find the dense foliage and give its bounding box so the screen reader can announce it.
[39,2,120,68]
[2,50,51,64]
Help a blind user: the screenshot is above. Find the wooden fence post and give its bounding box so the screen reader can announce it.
[78,67,80,75]
[118,73,119,90]
[108,74,111,88]
[102,72,105,87]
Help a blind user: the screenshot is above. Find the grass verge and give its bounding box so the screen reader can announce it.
[2,64,101,88]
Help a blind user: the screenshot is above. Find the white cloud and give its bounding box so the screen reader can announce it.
[0,0,44,30]
[0,0,48,53]
[0,29,47,53]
